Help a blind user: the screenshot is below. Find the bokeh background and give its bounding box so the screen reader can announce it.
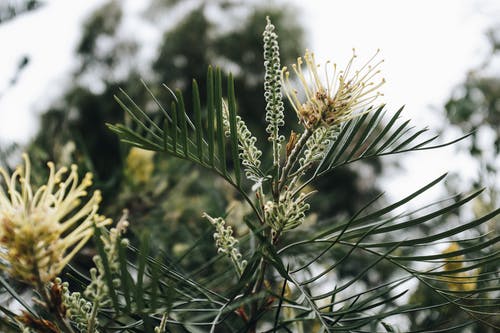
[0,0,499,331]
[1,0,499,201]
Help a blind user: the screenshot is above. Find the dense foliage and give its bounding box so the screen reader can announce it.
[0,1,498,332]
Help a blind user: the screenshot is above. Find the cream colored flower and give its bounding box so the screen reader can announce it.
[282,49,385,129]
[443,270,479,292]
[0,154,110,284]
[441,243,480,292]
[442,242,463,271]
[125,147,155,185]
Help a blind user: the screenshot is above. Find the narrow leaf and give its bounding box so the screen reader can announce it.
[162,118,169,151]
[332,115,366,166]
[215,68,226,174]
[176,90,189,157]
[343,106,384,161]
[171,101,178,154]
[141,79,172,122]
[207,66,215,166]
[115,97,158,141]
[193,79,204,162]
[375,119,412,154]
[228,74,241,185]
[118,240,132,312]
[0,276,37,317]
[136,232,153,331]
[363,105,404,155]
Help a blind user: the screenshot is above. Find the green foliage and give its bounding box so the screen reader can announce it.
[1,2,498,332]
[77,0,123,68]
[104,18,499,331]
[407,25,500,332]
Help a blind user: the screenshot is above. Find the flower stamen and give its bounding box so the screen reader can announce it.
[282,49,385,129]
[0,154,111,284]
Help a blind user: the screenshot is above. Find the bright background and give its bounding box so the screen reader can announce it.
[0,0,499,201]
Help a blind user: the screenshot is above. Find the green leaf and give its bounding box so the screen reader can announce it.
[176,90,189,157]
[215,68,226,175]
[381,321,396,332]
[228,73,241,186]
[0,276,37,317]
[136,232,153,331]
[193,79,204,162]
[207,66,216,166]
[118,240,132,312]
[171,101,178,154]
[311,106,470,182]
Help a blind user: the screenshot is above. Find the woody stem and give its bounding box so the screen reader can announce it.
[278,128,313,193]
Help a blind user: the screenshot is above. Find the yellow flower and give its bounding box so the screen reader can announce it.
[442,242,463,271]
[441,242,479,292]
[0,154,110,284]
[443,270,479,292]
[125,147,155,185]
[281,49,385,129]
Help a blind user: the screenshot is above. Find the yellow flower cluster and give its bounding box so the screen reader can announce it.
[125,147,155,185]
[282,49,384,129]
[0,154,110,284]
[442,243,479,292]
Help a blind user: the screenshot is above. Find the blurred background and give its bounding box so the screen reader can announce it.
[0,0,499,331]
[1,0,499,200]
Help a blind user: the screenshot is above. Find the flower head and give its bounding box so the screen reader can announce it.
[125,147,155,185]
[441,242,480,292]
[0,154,110,284]
[282,49,385,129]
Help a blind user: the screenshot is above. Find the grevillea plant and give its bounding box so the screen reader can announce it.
[0,17,498,333]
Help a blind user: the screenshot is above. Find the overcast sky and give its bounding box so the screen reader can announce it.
[290,0,499,201]
[0,0,498,201]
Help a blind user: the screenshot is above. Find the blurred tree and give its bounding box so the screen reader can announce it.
[443,25,499,238]
[12,0,391,312]
[0,0,42,24]
[408,25,500,333]
[25,0,309,251]
[445,27,500,161]
[444,26,499,202]
[0,2,496,332]
[1,1,393,308]
[25,0,385,233]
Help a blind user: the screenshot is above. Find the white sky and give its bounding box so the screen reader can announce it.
[0,0,106,142]
[290,0,499,201]
[0,0,498,201]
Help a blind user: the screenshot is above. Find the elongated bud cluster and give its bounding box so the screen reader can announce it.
[203,213,247,275]
[264,191,313,232]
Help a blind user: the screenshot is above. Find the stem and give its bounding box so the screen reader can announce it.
[34,277,76,333]
[248,257,268,333]
[257,185,266,223]
[87,300,100,333]
[248,128,314,330]
[272,129,281,169]
[198,162,264,224]
[250,127,315,330]
[271,119,282,201]
[278,128,313,193]
[31,244,76,333]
